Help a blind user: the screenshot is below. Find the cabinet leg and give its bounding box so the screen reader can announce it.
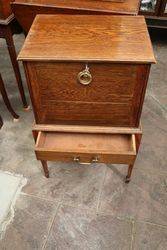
[135,133,142,153]
[41,161,49,178]
[5,26,28,109]
[0,74,19,120]
[125,133,142,183]
[125,164,134,183]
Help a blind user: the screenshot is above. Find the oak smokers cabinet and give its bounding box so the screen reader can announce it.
[18,15,155,182]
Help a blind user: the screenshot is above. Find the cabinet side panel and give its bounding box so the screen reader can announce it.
[135,64,151,127]
[23,62,40,123]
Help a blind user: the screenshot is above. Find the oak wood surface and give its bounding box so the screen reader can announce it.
[12,0,140,32]
[12,0,140,17]
[18,15,156,64]
[35,131,136,163]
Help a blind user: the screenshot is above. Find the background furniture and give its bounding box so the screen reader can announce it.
[18,15,155,182]
[0,0,28,109]
[140,0,167,28]
[12,0,140,33]
[0,73,19,120]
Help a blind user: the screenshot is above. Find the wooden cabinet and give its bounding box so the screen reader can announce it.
[19,14,155,182]
[140,0,167,28]
[12,0,141,33]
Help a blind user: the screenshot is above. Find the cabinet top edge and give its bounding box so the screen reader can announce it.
[18,14,156,64]
[18,58,156,64]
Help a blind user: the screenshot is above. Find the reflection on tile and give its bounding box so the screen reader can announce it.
[45,205,132,250]
[133,221,167,250]
[99,167,167,226]
[0,195,57,250]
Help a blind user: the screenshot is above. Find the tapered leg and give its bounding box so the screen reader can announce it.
[125,164,134,183]
[41,160,49,178]
[5,26,28,109]
[0,74,19,120]
[125,133,142,183]
[135,133,142,153]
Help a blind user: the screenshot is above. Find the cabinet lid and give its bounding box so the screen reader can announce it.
[13,0,140,15]
[18,15,156,64]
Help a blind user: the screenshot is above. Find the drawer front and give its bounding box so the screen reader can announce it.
[35,132,136,164]
[36,151,135,165]
[26,62,149,127]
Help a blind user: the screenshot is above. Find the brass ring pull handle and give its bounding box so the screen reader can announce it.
[77,64,92,85]
[74,156,99,165]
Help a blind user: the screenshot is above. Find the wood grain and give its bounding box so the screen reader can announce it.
[13,0,140,14]
[32,124,142,135]
[18,15,156,64]
[12,0,140,32]
[24,62,150,127]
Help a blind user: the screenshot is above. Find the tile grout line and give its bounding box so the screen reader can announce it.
[20,191,60,203]
[96,166,107,214]
[148,92,167,113]
[130,219,135,250]
[41,201,63,250]
[133,165,167,177]
[135,219,167,229]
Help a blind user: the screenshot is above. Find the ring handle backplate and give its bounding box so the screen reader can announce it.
[77,64,92,85]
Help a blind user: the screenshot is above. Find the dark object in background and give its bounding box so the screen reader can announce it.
[149,27,167,42]
[0,0,29,109]
[139,0,167,29]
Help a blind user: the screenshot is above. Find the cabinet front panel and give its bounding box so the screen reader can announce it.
[25,62,149,127]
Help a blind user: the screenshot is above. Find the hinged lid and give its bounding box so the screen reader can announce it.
[18,15,156,64]
[13,0,140,15]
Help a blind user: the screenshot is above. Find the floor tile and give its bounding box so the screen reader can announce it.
[44,205,132,250]
[99,166,167,226]
[133,221,167,250]
[135,95,167,174]
[0,195,57,250]
[23,163,106,209]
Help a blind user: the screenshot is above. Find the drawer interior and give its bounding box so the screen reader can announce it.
[35,132,136,156]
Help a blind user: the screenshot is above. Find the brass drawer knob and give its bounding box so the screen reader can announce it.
[77,64,92,85]
[74,156,99,164]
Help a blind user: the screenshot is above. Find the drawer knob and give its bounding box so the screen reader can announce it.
[77,64,92,85]
[74,156,99,164]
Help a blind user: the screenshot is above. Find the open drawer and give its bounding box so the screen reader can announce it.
[35,132,136,165]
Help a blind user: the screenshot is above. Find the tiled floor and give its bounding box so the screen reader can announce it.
[0,29,167,249]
